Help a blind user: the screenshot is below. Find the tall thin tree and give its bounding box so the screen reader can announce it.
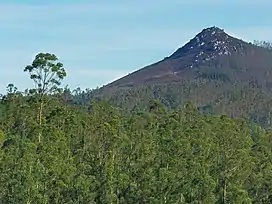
[24,53,66,142]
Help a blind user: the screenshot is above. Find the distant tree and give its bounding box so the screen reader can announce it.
[6,83,18,95]
[24,53,66,142]
[253,40,272,50]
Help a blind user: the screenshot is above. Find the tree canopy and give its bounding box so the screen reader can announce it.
[0,53,272,203]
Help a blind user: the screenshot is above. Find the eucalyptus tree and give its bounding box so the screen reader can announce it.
[24,53,66,142]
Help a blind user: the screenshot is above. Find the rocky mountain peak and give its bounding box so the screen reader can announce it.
[168,26,247,67]
[101,26,272,97]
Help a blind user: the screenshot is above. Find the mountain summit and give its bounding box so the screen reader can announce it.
[165,26,252,72]
[169,26,245,61]
[103,26,266,88]
[96,26,272,123]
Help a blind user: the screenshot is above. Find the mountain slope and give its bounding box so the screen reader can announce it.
[93,26,272,127]
[103,26,272,89]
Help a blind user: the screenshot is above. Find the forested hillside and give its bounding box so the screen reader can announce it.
[90,27,272,128]
[0,53,272,203]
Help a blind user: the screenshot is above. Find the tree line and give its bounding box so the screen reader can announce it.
[0,53,272,203]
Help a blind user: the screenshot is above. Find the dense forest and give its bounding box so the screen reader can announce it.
[0,53,272,203]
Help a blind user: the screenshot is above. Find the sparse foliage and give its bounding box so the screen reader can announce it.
[24,53,66,142]
[24,53,66,96]
[253,40,272,50]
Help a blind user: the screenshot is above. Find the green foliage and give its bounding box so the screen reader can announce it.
[1,54,272,203]
[24,53,66,95]
[24,53,67,142]
[0,91,271,203]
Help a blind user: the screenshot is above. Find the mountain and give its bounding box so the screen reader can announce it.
[92,26,272,127]
[102,26,272,88]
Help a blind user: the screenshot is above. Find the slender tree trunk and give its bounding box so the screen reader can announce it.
[108,150,115,204]
[38,99,43,143]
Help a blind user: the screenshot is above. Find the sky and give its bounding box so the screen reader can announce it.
[0,0,272,94]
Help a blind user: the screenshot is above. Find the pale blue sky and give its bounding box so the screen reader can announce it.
[1,0,272,93]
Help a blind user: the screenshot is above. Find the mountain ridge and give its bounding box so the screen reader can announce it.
[92,26,272,127]
[103,26,269,89]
